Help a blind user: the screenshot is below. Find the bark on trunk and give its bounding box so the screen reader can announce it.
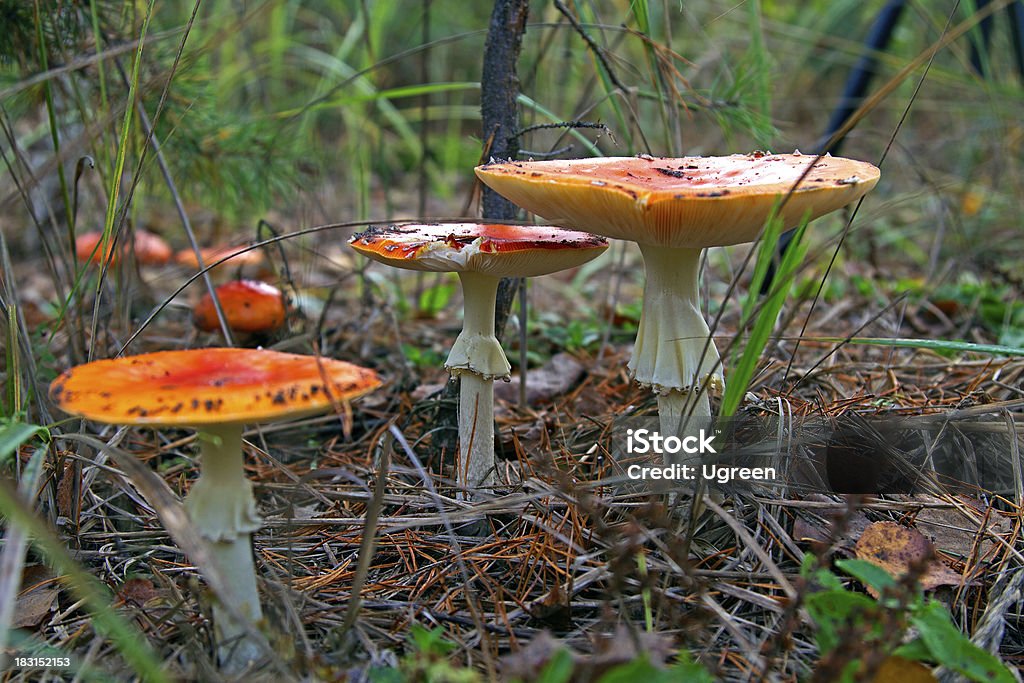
[435,0,529,467]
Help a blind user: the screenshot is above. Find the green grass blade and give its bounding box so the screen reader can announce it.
[88,0,156,359]
[745,0,771,123]
[99,0,155,250]
[278,81,480,115]
[573,1,632,149]
[0,420,49,465]
[721,217,809,418]
[32,1,73,233]
[809,336,1024,357]
[0,477,169,682]
[0,445,47,670]
[87,0,112,176]
[4,304,22,416]
[93,0,155,296]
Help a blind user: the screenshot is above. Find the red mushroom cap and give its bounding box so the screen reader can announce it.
[349,223,607,277]
[193,280,286,334]
[49,348,381,426]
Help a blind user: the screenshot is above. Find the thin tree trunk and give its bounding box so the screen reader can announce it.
[482,0,529,337]
[434,0,529,469]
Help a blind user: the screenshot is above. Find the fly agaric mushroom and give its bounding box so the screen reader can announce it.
[175,244,266,273]
[49,349,381,668]
[349,223,607,494]
[76,229,172,266]
[476,153,880,436]
[193,280,287,336]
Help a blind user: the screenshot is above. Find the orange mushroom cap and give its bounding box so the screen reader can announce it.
[349,222,607,277]
[75,229,172,266]
[475,153,880,248]
[193,280,286,334]
[49,348,381,426]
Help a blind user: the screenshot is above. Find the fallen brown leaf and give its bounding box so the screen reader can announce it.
[854,521,964,596]
[912,495,1011,560]
[14,565,59,630]
[791,495,872,547]
[495,352,586,405]
[871,655,937,683]
[116,577,163,607]
[56,458,78,521]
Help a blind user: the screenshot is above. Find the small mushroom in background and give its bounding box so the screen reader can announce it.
[349,223,607,496]
[193,280,287,338]
[175,244,267,280]
[75,229,172,266]
[476,153,880,443]
[49,348,381,670]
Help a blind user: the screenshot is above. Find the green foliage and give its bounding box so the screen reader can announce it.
[540,317,603,353]
[511,648,713,683]
[907,601,1012,683]
[0,0,118,68]
[405,624,457,658]
[368,624,480,683]
[932,277,1024,347]
[534,648,574,683]
[803,555,1014,682]
[401,342,446,370]
[150,71,310,220]
[370,625,715,683]
[596,653,714,683]
[417,280,457,318]
[704,49,778,149]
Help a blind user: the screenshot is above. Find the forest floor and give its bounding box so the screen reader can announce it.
[5,175,1024,681]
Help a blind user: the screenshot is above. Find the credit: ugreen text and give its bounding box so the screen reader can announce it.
[626,464,778,484]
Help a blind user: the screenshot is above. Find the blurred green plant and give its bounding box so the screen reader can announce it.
[401,342,446,370]
[417,279,457,318]
[368,622,714,683]
[803,555,1014,682]
[538,315,603,353]
[932,277,1024,347]
[368,624,479,683]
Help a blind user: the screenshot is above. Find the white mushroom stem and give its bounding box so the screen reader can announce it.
[631,244,722,449]
[184,423,263,669]
[446,271,512,495]
[458,373,495,492]
[658,390,709,440]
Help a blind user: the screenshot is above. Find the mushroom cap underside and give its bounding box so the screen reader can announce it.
[475,153,880,248]
[349,223,608,276]
[49,348,381,426]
